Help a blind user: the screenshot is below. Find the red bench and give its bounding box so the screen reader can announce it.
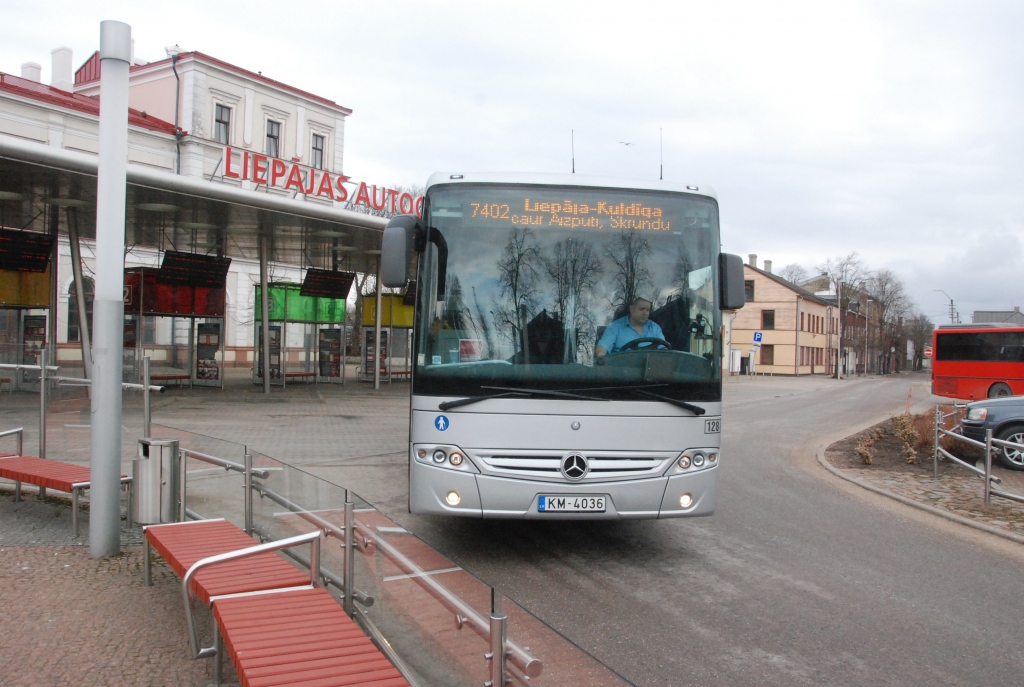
[146,519,410,687]
[0,455,131,536]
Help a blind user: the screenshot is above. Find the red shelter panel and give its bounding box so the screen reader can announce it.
[124,269,225,317]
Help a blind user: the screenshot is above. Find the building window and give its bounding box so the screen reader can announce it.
[744,280,755,302]
[68,278,95,343]
[761,344,775,366]
[311,133,325,169]
[214,104,231,144]
[801,312,805,331]
[762,310,775,330]
[266,120,281,158]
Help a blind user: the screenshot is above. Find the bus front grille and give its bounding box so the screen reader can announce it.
[470,450,677,482]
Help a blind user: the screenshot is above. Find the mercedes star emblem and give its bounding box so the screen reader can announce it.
[571,421,581,430]
[561,453,589,481]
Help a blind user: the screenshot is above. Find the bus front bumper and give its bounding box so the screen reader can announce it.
[409,460,717,519]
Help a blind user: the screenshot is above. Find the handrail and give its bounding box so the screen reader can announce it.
[0,427,23,456]
[251,481,368,550]
[933,405,1024,509]
[0,363,59,372]
[53,376,166,392]
[181,448,269,479]
[181,529,322,659]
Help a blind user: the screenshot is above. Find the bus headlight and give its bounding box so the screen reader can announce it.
[432,449,447,463]
[449,452,464,466]
[680,493,693,508]
[692,452,706,467]
[414,445,480,473]
[446,490,461,506]
[678,455,691,469]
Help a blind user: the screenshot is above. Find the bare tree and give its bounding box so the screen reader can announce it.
[604,232,652,318]
[779,263,808,285]
[868,269,913,373]
[493,227,542,350]
[472,286,495,358]
[817,253,866,377]
[907,313,934,371]
[544,237,603,358]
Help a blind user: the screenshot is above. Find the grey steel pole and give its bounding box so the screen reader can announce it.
[344,500,354,616]
[178,449,187,522]
[373,256,383,391]
[89,20,131,558]
[933,404,940,480]
[244,451,253,536]
[38,347,47,498]
[67,207,92,379]
[488,610,508,687]
[985,429,993,507]
[143,355,151,438]
[259,233,271,395]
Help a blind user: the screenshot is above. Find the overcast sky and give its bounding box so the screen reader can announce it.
[3,1,1021,323]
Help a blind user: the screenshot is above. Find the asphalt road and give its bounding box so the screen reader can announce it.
[5,372,1023,686]
[376,374,1024,687]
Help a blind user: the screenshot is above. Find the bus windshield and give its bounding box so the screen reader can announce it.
[412,183,722,402]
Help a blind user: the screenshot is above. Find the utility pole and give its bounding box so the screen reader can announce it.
[934,289,958,324]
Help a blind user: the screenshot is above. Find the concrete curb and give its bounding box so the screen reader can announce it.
[816,441,1024,546]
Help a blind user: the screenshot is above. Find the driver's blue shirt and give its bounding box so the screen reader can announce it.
[598,317,665,353]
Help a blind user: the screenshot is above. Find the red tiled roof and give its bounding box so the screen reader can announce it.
[0,72,178,135]
[75,50,351,115]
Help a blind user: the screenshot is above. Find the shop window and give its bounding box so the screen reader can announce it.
[760,344,774,366]
[68,278,95,343]
[143,316,156,345]
[311,133,325,169]
[761,309,775,330]
[266,120,281,158]
[214,104,231,145]
[744,280,755,302]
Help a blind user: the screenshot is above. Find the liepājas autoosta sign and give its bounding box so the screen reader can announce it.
[221,146,423,217]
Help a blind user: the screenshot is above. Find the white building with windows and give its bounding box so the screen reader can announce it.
[1,42,357,368]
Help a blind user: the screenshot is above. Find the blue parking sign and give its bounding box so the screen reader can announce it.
[753,332,762,343]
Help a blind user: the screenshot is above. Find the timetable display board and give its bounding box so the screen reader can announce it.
[124,269,226,317]
[256,325,282,380]
[319,328,342,378]
[196,322,221,381]
[255,284,346,324]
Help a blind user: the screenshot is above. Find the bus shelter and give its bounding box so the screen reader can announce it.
[0,228,53,391]
[124,262,229,388]
[253,280,351,387]
[361,293,414,383]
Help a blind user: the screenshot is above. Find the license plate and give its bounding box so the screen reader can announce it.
[538,495,606,512]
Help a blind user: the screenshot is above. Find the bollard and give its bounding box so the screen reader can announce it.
[344,500,354,616]
[486,606,508,687]
[933,405,940,480]
[178,449,187,522]
[244,451,253,536]
[985,429,993,507]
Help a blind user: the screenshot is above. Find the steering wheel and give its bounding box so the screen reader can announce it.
[618,337,672,352]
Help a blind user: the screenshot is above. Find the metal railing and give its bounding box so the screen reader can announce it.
[0,427,24,457]
[933,403,1024,507]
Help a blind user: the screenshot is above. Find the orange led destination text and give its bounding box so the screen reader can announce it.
[468,199,671,231]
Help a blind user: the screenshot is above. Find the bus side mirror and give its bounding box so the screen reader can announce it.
[381,215,418,288]
[719,253,745,310]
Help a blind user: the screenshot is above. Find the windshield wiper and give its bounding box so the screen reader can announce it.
[626,388,706,415]
[438,386,608,411]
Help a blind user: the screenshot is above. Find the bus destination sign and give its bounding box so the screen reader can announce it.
[467,197,673,232]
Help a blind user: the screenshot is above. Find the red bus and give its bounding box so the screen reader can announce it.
[932,325,1024,400]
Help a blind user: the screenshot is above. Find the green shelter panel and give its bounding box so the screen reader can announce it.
[255,283,345,324]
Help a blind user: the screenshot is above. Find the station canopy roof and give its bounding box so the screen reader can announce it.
[0,135,388,275]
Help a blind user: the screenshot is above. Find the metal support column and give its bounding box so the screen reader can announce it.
[933,405,940,480]
[38,347,47,498]
[487,590,508,687]
[67,207,92,380]
[985,429,993,507]
[244,450,253,536]
[90,19,132,558]
[373,257,382,390]
[259,233,271,395]
[142,355,151,438]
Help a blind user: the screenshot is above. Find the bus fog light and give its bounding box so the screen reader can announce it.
[449,452,464,466]
[692,452,706,467]
[445,490,461,506]
[680,493,693,508]
[432,449,447,463]
[678,455,691,469]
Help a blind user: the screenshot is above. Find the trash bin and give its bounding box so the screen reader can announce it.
[132,438,180,525]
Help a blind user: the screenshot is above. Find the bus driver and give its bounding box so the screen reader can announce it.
[595,297,666,357]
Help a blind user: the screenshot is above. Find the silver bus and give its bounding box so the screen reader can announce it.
[381,173,745,518]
